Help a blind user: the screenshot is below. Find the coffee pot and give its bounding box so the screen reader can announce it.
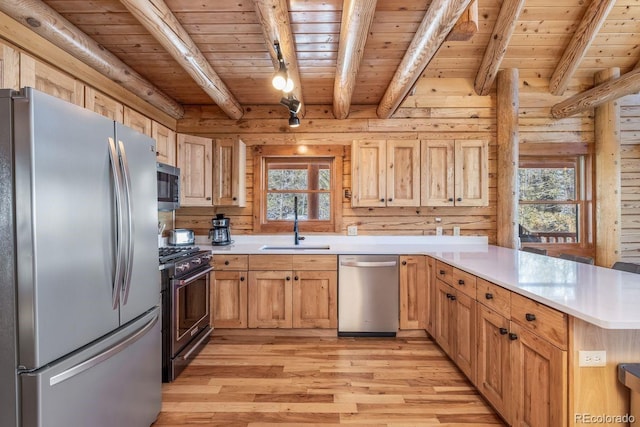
[209,213,232,246]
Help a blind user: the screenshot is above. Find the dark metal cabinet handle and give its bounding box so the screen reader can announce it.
[450,295,457,301]
[294,276,299,281]
[388,198,393,202]
[206,196,212,201]
[380,198,385,202]
[402,261,407,266]
[485,293,494,300]
[525,313,536,322]
[509,333,518,341]
[457,197,462,202]
[446,293,452,299]
[458,279,465,285]
[224,260,230,265]
[440,270,446,275]
[286,276,291,281]
[499,328,508,335]
[240,276,245,282]
[448,198,453,202]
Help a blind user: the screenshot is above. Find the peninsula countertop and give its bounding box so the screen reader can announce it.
[194,234,640,330]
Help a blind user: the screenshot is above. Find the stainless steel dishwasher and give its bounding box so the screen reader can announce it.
[338,255,399,337]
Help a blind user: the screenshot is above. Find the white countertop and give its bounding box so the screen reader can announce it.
[195,234,640,330]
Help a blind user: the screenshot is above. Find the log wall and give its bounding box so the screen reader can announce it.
[620,93,640,263]
[175,77,594,244]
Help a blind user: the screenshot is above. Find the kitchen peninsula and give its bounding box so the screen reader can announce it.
[201,235,640,427]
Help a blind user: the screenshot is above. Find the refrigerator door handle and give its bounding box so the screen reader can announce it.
[108,138,124,309]
[48,312,159,386]
[118,140,135,305]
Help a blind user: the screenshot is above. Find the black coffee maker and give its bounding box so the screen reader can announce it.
[209,213,232,246]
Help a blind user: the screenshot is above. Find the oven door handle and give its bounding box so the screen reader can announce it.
[171,266,214,288]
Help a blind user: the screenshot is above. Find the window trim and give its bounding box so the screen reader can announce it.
[253,145,344,233]
[518,154,594,255]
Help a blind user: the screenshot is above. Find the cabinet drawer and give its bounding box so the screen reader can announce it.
[249,254,293,270]
[292,255,337,271]
[213,254,248,270]
[435,261,453,285]
[476,278,510,318]
[452,268,476,298]
[511,293,568,349]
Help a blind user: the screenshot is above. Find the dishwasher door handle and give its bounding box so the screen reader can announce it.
[340,260,398,268]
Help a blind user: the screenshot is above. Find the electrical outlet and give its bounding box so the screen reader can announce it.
[347,225,358,236]
[436,226,443,236]
[453,226,460,236]
[579,350,606,367]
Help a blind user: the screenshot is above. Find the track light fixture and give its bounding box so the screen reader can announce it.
[272,42,294,93]
[280,95,301,114]
[288,111,300,128]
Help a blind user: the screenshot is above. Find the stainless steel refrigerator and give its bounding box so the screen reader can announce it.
[0,88,162,427]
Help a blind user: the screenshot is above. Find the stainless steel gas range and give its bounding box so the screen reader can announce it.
[159,247,213,382]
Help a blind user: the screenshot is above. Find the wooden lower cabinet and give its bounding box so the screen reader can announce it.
[477,304,512,423]
[434,279,455,356]
[212,271,247,328]
[510,322,567,427]
[399,255,426,329]
[453,291,476,384]
[292,270,337,328]
[248,271,293,328]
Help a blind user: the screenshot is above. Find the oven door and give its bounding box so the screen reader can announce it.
[170,266,213,356]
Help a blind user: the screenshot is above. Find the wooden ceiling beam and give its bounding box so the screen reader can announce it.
[0,0,184,119]
[376,0,473,119]
[473,0,525,96]
[253,0,305,117]
[333,0,377,120]
[445,1,478,42]
[551,67,640,119]
[549,0,616,96]
[119,0,243,120]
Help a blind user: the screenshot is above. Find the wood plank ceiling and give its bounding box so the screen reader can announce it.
[23,0,640,119]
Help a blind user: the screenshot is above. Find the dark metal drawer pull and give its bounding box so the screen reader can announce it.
[485,293,493,300]
[458,279,465,285]
[509,333,518,341]
[499,328,508,335]
[525,313,536,322]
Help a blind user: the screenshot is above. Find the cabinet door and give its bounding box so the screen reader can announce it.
[248,271,292,328]
[213,138,246,207]
[386,140,420,206]
[20,53,84,106]
[153,122,176,166]
[434,280,455,356]
[292,270,337,328]
[177,134,213,206]
[85,87,124,123]
[510,322,567,427]
[453,292,476,384]
[421,140,454,206]
[454,140,488,207]
[212,271,247,328]
[1,41,20,90]
[123,106,152,137]
[351,140,386,207]
[425,257,436,335]
[477,304,512,423]
[399,255,426,329]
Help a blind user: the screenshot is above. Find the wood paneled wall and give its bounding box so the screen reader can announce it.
[176,77,594,244]
[620,93,640,263]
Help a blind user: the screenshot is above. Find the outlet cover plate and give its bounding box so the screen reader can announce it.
[436,226,443,236]
[579,350,606,367]
[347,225,358,236]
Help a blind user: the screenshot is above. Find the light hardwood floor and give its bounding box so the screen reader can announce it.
[154,335,506,426]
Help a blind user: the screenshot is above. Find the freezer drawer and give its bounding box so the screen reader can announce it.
[20,307,161,427]
[338,255,399,336]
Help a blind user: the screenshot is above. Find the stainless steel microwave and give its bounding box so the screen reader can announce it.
[157,162,180,211]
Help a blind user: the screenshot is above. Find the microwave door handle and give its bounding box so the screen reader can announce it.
[118,140,135,305]
[108,138,124,309]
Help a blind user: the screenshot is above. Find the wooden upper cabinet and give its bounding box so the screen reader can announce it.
[421,139,488,207]
[20,53,83,106]
[123,106,152,137]
[351,140,420,207]
[213,138,246,207]
[177,133,213,206]
[0,41,19,90]
[351,140,386,207]
[386,140,420,206]
[455,139,489,207]
[85,87,124,123]
[153,122,176,166]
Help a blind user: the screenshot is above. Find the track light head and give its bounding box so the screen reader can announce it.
[280,96,301,114]
[288,111,300,128]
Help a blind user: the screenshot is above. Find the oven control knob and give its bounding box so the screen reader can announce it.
[177,262,189,272]
[192,258,202,265]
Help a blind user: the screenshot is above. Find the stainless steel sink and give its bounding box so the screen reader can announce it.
[260,244,331,250]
